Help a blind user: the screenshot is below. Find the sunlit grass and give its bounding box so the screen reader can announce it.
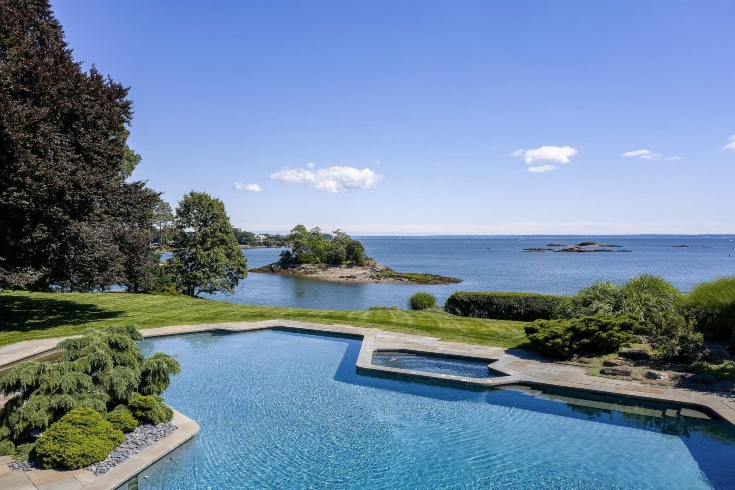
[0,292,528,349]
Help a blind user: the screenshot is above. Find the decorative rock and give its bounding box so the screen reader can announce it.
[619,348,651,360]
[86,422,176,476]
[571,355,592,364]
[600,366,632,376]
[645,370,668,381]
[709,349,731,362]
[677,373,716,385]
[603,358,632,367]
[715,380,734,392]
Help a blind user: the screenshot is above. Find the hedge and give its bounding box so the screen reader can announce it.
[444,292,566,322]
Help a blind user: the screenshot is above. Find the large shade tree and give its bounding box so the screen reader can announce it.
[169,191,248,296]
[0,0,158,291]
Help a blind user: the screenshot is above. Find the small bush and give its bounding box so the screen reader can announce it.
[105,407,139,432]
[684,276,735,342]
[649,313,705,361]
[13,442,36,462]
[35,408,124,470]
[0,439,15,456]
[524,315,639,358]
[409,292,437,311]
[445,292,565,321]
[128,396,174,425]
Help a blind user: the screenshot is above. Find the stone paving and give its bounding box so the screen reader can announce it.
[1,319,734,489]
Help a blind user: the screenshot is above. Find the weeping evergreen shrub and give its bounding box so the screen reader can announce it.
[0,325,180,462]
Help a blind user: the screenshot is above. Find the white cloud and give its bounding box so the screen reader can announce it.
[522,146,578,164]
[234,182,262,192]
[622,148,681,161]
[640,153,663,160]
[621,149,652,157]
[510,149,525,157]
[724,135,735,151]
[306,162,315,168]
[270,164,383,193]
[527,164,557,173]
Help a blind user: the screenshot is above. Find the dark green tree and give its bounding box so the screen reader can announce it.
[152,198,175,247]
[0,0,158,291]
[169,191,248,296]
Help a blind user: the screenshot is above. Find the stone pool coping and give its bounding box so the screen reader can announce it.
[1,319,735,489]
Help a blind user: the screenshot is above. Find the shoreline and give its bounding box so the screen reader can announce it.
[249,262,462,285]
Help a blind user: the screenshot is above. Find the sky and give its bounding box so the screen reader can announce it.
[52,1,735,235]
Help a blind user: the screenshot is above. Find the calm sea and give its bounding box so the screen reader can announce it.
[208,235,735,310]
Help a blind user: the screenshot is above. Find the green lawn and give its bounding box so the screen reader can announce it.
[0,292,528,349]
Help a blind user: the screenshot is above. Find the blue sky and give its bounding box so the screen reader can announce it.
[52,1,735,235]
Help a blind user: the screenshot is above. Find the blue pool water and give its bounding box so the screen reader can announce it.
[139,330,735,489]
[371,351,500,379]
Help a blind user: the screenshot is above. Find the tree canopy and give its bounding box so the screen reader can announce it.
[279,225,367,266]
[168,191,248,296]
[0,0,158,291]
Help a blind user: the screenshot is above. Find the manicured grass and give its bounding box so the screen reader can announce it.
[0,292,528,349]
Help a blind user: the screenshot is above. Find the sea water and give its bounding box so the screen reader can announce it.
[208,235,735,310]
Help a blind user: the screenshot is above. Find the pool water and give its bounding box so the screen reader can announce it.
[371,351,501,378]
[138,330,735,489]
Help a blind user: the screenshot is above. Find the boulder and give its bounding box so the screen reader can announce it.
[645,370,667,381]
[619,348,651,360]
[709,349,731,362]
[603,358,632,367]
[571,355,592,365]
[600,366,632,376]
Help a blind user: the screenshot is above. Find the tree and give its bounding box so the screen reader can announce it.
[168,191,248,296]
[0,0,158,291]
[152,198,175,247]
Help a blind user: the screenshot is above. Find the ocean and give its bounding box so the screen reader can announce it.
[208,235,735,310]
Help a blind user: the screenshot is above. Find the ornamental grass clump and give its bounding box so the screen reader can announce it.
[0,325,180,466]
[409,292,437,310]
[684,276,735,343]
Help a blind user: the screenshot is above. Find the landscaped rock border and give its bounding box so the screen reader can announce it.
[86,422,176,476]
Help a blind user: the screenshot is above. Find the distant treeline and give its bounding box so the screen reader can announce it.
[232,228,289,247]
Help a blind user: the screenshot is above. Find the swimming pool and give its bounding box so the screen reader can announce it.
[138,330,735,489]
[371,350,502,378]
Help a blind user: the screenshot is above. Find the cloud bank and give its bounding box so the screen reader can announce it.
[270,164,383,192]
[511,145,578,173]
[234,182,262,192]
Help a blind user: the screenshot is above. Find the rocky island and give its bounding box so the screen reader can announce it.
[250,225,461,284]
[524,241,632,253]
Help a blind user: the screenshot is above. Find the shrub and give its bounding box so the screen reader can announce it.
[619,274,682,325]
[0,439,14,456]
[445,292,565,321]
[555,275,681,331]
[648,313,705,361]
[524,315,639,358]
[35,407,124,470]
[13,442,36,462]
[105,407,139,432]
[684,276,735,342]
[128,396,173,425]
[409,292,437,310]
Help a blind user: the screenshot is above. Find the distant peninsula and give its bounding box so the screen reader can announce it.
[250,225,461,285]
